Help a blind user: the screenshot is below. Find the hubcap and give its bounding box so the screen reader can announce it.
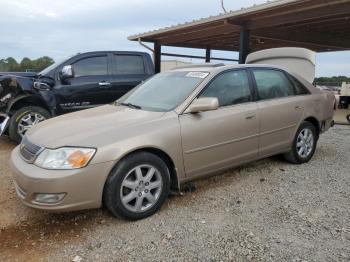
[120,164,162,213]
[17,112,46,137]
[296,128,314,158]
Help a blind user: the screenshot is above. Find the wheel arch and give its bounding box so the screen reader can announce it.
[303,116,320,139]
[110,147,180,193]
[7,94,51,115]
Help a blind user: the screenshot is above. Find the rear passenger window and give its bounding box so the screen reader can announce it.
[290,75,310,95]
[73,56,107,77]
[199,70,251,107]
[253,70,295,100]
[114,55,145,74]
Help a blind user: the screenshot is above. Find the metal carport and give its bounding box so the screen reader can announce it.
[128,0,350,73]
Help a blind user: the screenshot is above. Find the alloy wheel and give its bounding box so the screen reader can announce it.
[120,164,163,213]
[296,127,314,158]
[17,112,46,137]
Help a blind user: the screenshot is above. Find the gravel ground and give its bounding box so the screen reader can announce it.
[0,125,349,262]
[334,109,350,125]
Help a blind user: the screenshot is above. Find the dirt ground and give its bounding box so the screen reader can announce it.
[0,125,349,262]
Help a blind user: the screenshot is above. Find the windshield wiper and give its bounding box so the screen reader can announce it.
[118,102,142,109]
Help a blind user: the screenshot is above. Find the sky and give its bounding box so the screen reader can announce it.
[0,0,349,77]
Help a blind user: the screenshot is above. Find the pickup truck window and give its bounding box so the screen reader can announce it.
[74,56,108,77]
[114,55,145,74]
[39,56,68,76]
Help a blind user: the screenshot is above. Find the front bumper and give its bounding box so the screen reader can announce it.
[10,146,116,212]
[0,113,10,136]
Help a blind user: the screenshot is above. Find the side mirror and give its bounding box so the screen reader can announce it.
[60,65,74,81]
[187,97,219,113]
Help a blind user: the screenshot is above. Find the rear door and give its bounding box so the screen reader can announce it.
[56,55,110,113]
[179,69,259,178]
[250,68,305,157]
[109,54,150,101]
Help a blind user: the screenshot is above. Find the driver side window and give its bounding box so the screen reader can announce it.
[73,56,108,77]
[199,70,251,107]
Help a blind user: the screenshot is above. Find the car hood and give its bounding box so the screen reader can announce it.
[26,105,166,148]
[0,72,37,78]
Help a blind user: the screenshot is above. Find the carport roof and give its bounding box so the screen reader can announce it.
[128,0,350,52]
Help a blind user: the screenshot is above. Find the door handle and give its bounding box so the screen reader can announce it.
[98,82,111,87]
[295,105,303,110]
[245,114,256,120]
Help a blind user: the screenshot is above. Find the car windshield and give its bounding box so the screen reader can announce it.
[38,56,71,76]
[117,71,209,112]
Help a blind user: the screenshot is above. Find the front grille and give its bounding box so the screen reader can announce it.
[20,136,42,163]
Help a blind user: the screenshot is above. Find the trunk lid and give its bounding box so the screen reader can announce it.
[246,47,316,83]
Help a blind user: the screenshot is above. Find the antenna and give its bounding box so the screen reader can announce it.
[221,0,227,13]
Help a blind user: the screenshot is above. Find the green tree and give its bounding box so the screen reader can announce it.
[32,56,55,71]
[4,57,19,71]
[315,76,350,86]
[0,59,9,71]
[0,56,54,72]
[19,57,32,71]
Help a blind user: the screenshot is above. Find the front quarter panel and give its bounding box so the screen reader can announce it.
[0,75,33,112]
[90,111,186,181]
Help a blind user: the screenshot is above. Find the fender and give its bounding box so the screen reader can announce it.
[0,94,53,136]
[0,74,35,113]
[6,94,53,116]
[6,94,32,114]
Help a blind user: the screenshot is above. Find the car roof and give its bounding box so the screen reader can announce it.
[74,51,150,57]
[171,63,288,73]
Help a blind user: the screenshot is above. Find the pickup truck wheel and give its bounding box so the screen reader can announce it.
[9,106,50,143]
[283,121,317,164]
[103,152,170,220]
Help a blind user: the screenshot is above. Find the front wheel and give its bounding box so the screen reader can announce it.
[103,152,170,220]
[9,106,51,143]
[283,121,317,164]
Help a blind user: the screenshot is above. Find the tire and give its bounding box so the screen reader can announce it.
[9,106,51,143]
[347,114,350,124]
[283,121,317,164]
[103,152,170,220]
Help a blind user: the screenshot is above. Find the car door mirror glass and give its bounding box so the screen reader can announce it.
[187,97,219,113]
[60,65,74,81]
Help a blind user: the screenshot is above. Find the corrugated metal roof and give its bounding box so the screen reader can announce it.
[128,0,299,40]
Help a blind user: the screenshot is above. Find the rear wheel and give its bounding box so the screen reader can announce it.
[103,152,170,220]
[9,106,50,143]
[283,121,317,164]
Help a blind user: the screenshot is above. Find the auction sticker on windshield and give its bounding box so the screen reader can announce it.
[185,72,209,79]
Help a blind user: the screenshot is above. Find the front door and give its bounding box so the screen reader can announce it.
[55,55,110,113]
[179,69,259,178]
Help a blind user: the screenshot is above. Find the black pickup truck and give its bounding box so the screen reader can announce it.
[0,51,154,142]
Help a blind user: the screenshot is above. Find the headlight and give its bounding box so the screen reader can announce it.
[34,147,96,170]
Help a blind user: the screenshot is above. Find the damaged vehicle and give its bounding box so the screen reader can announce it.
[0,51,154,142]
[10,48,335,220]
